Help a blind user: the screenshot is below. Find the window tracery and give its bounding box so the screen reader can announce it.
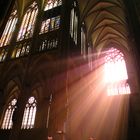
[40,16,60,34]
[104,47,131,96]
[11,42,30,58]
[17,2,38,41]
[44,0,62,11]
[21,96,37,129]
[39,38,58,51]
[1,99,17,129]
[0,10,18,47]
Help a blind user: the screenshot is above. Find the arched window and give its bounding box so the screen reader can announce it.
[44,0,62,11]
[21,96,37,129]
[17,2,38,41]
[104,47,131,96]
[0,10,18,47]
[1,98,17,129]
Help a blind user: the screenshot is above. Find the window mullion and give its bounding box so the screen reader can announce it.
[1,19,12,46]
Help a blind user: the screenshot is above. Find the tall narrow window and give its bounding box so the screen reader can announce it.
[70,8,74,38]
[70,6,78,44]
[1,99,17,129]
[0,10,18,47]
[74,13,78,44]
[21,96,37,129]
[44,0,62,11]
[104,47,131,96]
[17,2,38,41]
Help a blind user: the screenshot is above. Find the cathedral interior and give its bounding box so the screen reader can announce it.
[0,0,140,140]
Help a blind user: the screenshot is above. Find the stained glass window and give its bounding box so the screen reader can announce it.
[39,38,58,51]
[44,0,62,11]
[11,42,30,58]
[1,99,17,129]
[17,2,38,41]
[104,47,131,96]
[0,10,18,47]
[40,16,60,34]
[21,96,37,129]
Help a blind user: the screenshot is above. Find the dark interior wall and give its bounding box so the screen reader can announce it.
[124,0,140,52]
[0,0,14,29]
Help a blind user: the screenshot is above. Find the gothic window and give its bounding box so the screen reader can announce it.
[70,6,78,44]
[17,2,38,41]
[44,0,62,11]
[11,42,30,58]
[39,38,58,51]
[21,96,37,129]
[104,47,131,96]
[0,10,18,47]
[40,16,60,34]
[1,99,17,129]
[40,19,50,33]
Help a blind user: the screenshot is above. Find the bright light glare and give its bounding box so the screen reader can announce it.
[104,48,131,95]
[105,59,128,83]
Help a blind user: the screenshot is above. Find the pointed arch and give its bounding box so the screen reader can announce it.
[104,47,131,96]
[17,1,38,41]
[21,96,37,129]
[0,9,18,47]
[0,80,20,129]
[1,98,17,129]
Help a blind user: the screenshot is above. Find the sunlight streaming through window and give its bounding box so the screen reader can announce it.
[104,48,131,96]
[1,99,17,129]
[21,96,37,129]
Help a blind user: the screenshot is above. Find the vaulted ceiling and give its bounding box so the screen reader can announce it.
[77,0,129,52]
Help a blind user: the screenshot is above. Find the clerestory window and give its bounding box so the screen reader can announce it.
[21,96,37,129]
[1,99,17,129]
[104,47,131,96]
[44,0,62,11]
[0,10,18,47]
[40,16,60,34]
[17,2,38,41]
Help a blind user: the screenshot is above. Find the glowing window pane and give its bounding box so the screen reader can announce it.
[17,2,38,41]
[0,10,18,47]
[40,16,60,34]
[21,96,37,129]
[44,0,62,11]
[104,47,131,96]
[1,99,17,129]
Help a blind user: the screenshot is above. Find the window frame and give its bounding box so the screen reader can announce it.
[104,47,131,96]
[1,98,17,129]
[0,9,18,47]
[21,96,37,129]
[17,2,38,41]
